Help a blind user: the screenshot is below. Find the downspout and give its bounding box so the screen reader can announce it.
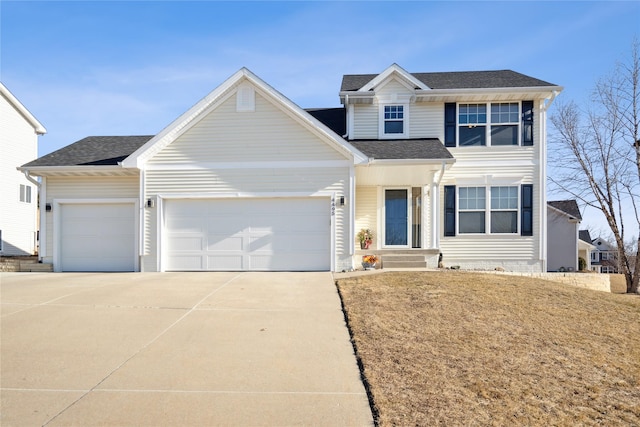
[22,170,43,261]
[435,160,447,186]
[431,161,447,250]
[539,91,559,272]
[342,94,349,138]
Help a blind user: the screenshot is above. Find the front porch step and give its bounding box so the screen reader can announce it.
[382,254,428,269]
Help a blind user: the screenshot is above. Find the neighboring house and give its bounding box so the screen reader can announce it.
[0,83,47,256]
[547,200,582,272]
[578,229,596,272]
[591,237,619,273]
[19,65,561,272]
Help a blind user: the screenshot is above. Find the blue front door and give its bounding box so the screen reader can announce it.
[385,189,408,246]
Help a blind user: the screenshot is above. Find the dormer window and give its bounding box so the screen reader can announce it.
[380,104,408,138]
[384,105,404,133]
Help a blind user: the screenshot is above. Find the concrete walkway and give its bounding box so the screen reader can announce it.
[0,272,373,426]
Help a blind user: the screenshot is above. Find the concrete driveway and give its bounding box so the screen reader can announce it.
[0,272,373,426]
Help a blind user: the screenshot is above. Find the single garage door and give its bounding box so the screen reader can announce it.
[165,198,331,271]
[59,203,136,272]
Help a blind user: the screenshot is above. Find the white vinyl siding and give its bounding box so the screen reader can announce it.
[148,92,345,164]
[376,79,413,97]
[351,104,378,139]
[0,91,39,255]
[43,176,139,265]
[355,186,378,248]
[410,102,443,139]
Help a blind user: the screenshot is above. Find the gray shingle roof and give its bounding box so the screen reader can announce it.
[341,70,557,92]
[349,139,453,160]
[548,200,582,220]
[579,230,593,244]
[22,135,154,167]
[305,107,346,136]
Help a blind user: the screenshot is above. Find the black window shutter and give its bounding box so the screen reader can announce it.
[444,185,456,236]
[521,184,533,236]
[444,103,456,147]
[522,101,534,146]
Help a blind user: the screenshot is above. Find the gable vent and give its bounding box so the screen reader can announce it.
[236,84,255,112]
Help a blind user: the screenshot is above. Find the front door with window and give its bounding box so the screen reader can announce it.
[385,189,409,246]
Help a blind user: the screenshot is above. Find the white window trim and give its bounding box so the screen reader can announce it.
[456,102,522,147]
[456,185,522,235]
[379,103,409,139]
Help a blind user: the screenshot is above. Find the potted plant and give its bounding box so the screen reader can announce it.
[357,228,373,249]
[362,255,378,270]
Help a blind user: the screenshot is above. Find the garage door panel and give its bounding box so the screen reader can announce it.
[169,235,204,251]
[165,198,330,271]
[207,235,244,251]
[167,255,204,271]
[207,255,244,270]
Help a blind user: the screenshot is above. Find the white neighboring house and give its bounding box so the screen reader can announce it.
[0,83,46,256]
[578,230,596,272]
[19,65,561,272]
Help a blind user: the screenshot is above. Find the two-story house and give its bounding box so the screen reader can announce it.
[1,83,47,256]
[19,65,561,272]
[590,237,620,273]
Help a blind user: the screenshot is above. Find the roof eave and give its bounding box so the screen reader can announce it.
[0,82,47,134]
[18,165,137,177]
[341,86,564,104]
[366,158,456,166]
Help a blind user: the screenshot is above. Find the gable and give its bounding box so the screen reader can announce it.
[148,85,348,165]
[124,68,366,169]
[375,77,416,100]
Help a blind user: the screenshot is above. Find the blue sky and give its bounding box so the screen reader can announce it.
[1,1,639,238]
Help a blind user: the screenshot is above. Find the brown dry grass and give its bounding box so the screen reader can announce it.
[336,272,640,426]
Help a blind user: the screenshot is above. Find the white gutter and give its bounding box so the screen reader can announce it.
[342,94,349,138]
[541,90,560,112]
[22,169,41,188]
[435,161,447,186]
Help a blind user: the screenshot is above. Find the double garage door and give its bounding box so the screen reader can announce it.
[164,198,331,271]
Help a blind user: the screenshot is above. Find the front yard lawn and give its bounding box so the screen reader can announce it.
[336,272,640,426]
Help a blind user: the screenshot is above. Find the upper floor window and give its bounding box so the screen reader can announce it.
[446,101,532,147]
[384,105,404,134]
[19,184,32,203]
[458,104,486,146]
[491,103,519,146]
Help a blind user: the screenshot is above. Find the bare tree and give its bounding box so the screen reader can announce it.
[550,39,640,293]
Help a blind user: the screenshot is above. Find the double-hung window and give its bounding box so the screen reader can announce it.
[383,105,404,135]
[458,187,486,233]
[491,103,519,145]
[456,186,520,234]
[490,186,518,233]
[458,104,486,146]
[449,102,528,147]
